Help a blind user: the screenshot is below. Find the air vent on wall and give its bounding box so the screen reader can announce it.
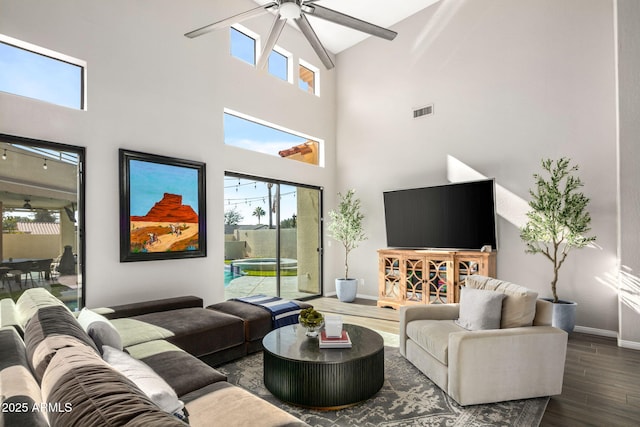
[413,104,434,119]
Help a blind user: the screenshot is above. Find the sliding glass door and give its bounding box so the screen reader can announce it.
[0,134,85,310]
[224,173,322,300]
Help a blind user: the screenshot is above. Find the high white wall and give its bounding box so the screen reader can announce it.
[617,0,640,347]
[0,0,336,307]
[1,0,631,337]
[335,0,620,332]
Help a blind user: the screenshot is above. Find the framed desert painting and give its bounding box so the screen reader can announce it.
[119,149,206,262]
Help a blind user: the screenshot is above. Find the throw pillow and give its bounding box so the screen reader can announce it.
[465,275,539,328]
[77,308,123,352]
[15,288,72,328]
[102,345,185,416]
[455,286,506,331]
[1,298,23,334]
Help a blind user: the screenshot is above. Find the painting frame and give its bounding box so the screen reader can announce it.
[119,149,206,262]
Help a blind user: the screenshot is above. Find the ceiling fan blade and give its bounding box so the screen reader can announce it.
[185,2,277,38]
[257,14,287,70]
[302,4,398,41]
[295,14,334,70]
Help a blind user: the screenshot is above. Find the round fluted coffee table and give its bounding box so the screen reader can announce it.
[262,323,384,409]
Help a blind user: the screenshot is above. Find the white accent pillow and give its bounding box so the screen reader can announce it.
[77,308,123,351]
[455,286,506,331]
[465,275,539,328]
[102,345,184,415]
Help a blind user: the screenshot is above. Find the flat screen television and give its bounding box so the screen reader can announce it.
[383,179,497,250]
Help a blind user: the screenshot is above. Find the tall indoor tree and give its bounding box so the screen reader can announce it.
[520,158,596,332]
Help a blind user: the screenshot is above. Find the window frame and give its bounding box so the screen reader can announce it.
[298,58,320,96]
[223,108,324,167]
[224,171,323,301]
[0,33,87,110]
[229,24,261,67]
[269,45,293,84]
[0,132,86,309]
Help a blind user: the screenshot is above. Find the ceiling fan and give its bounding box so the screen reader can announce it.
[184,0,398,70]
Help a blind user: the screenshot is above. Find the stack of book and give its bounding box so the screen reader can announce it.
[319,330,352,349]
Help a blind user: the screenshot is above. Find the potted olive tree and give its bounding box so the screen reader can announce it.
[327,190,367,302]
[520,158,596,332]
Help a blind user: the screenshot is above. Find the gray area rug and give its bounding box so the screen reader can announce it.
[216,347,548,426]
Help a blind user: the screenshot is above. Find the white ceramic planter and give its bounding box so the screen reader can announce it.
[335,278,357,303]
[543,298,578,333]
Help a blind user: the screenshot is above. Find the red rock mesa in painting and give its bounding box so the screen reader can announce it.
[130,193,199,253]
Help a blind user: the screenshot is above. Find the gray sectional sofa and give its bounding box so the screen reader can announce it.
[0,288,309,426]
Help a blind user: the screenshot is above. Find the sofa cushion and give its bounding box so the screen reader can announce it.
[182,381,309,427]
[0,327,49,427]
[101,296,204,319]
[15,288,71,328]
[1,298,23,335]
[466,275,538,328]
[207,301,272,342]
[126,308,245,357]
[24,305,99,382]
[41,345,186,426]
[102,345,184,416]
[110,318,175,347]
[125,340,227,397]
[455,286,506,331]
[405,319,465,365]
[77,308,123,352]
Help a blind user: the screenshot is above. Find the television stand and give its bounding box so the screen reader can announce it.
[377,249,496,309]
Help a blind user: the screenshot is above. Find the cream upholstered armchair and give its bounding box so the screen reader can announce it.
[399,275,568,406]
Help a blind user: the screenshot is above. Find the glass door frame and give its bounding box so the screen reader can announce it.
[0,133,86,308]
[224,171,323,300]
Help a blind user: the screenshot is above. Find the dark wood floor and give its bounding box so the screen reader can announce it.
[310,297,640,427]
[541,332,640,427]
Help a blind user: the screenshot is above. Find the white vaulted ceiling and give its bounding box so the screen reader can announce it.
[252,0,441,53]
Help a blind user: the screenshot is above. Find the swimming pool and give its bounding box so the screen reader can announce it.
[224,258,298,286]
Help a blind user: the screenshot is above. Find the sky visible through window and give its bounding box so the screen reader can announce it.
[224,112,308,156]
[269,50,288,81]
[224,176,297,227]
[0,41,82,109]
[224,112,317,225]
[230,27,255,65]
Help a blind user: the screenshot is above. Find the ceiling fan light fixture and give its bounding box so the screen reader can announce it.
[279,2,301,19]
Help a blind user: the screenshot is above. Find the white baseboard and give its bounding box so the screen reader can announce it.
[322,292,377,301]
[355,294,378,301]
[573,326,640,349]
[618,339,640,350]
[574,325,618,338]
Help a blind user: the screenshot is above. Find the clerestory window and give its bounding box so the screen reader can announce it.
[0,34,86,110]
[230,26,258,66]
[224,110,321,167]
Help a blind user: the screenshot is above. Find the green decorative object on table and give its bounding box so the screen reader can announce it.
[299,307,324,338]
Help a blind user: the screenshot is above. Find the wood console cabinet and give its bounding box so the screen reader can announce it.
[377,249,496,309]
